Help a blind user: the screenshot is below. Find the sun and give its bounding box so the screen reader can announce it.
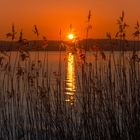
[68,33,74,40]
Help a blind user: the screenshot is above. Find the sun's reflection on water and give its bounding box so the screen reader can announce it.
[65,52,76,105]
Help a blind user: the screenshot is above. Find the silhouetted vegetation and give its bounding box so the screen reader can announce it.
[0,11,140,140]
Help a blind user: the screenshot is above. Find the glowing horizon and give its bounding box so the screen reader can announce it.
[0,0,140,40]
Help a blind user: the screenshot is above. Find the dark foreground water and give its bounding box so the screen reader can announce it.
[0,51,140,139]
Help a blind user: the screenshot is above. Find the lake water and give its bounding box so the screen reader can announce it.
[0,50,140,139]
[0,51,140,105]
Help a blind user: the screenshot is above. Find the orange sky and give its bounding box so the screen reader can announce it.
[0,0,140,40]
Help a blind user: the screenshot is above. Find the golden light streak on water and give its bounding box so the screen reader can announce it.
[65,52,76,105]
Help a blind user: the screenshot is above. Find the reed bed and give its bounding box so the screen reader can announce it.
[0,11,140,140]
[0,48,140,140]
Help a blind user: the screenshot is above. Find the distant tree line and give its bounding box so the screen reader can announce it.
[0,39,140,51]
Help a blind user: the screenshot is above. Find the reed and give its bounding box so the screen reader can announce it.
[0,12,140,140]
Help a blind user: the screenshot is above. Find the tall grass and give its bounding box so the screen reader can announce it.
[0,12,140,140]
[0,50,140,140]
